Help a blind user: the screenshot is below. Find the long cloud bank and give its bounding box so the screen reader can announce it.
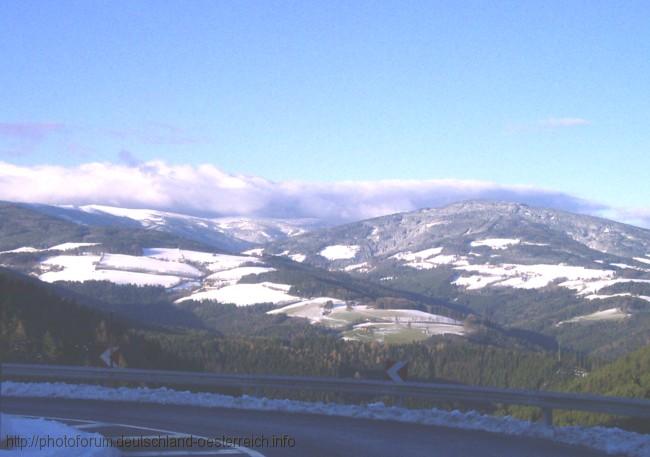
[0,160,645,226]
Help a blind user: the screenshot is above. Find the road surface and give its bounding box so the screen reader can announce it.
[2,397,614,457]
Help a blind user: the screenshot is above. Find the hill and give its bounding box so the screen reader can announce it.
[265,200,650,357]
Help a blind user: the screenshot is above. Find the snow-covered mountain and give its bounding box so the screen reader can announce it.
[209,216,324,244]
[5,199,650,354]
[267,200,650,283]
[0,201,467,343]
[24,203,324,251]
[266,200,650,347]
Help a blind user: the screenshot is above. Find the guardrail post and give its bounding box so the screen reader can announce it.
[541,407,553,426]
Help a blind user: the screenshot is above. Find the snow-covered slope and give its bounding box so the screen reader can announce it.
[25,203,325,250]
[0,242,99,255]
[268,301,465,342]
[266,201,650,299]
[3,239,468,342]
[50,204,253,252]
[263,201,650,343]
[211,217,324,244]
[36,248,272,296]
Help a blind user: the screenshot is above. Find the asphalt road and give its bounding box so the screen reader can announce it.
[2,397,615,457]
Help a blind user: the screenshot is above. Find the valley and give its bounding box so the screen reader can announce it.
[3,198,650,430]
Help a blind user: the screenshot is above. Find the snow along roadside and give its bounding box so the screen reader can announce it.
[2,382,649,457]
[0,413,119,457]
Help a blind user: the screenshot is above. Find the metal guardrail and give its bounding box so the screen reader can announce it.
[2,363,649,425]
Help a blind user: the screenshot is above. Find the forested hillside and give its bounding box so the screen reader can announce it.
[0,268,182,368]
[0,266,585,391]
[567,343,650,399]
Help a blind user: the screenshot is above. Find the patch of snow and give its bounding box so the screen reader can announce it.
[270,302,465,338]
[610,263,649,272]
[350,321,465,337]
[319,245,360,260]
[369,226,381,241]
[4,382,649,457]
[205,266,275,285]
[453,274,511,290]
[288,253,306,263]
[144,249,260,271]
[343,262,370,272]
[39,255,100,279]
[584,293,650,303]
[633,257,650,265]
[391,247,443,262]
[242,248,265,256]
[392,248,469,270]
[268,297,347,323]
[211,217,317,243]
[560,278,650,296]
[1,243,100,255]
[0,247,40,254]
[48,242,100,251]
[79,204,166,223]
[99,254,202,278]
[402,255,469,270]
[470,238,521,249]
[454,264,615,291]
[353,308,461,324]
[39,255,183,287]
[0,412,118,456]
[176,282,298,306]
[558,308,631,325]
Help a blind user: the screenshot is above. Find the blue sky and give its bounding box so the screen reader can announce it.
[0,1,649,222]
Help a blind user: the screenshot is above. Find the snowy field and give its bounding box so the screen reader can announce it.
[288,253,306,263]
[386,240,650,301]
[36,248,270,294]
[268,297,347,322]
[319,245,360,260]
[560,278,650,296]
[2,382,648,457]
[584,293,650,303]
[99,253,202,278]
[470,238,521,249]
[453,262,650,301]
[176,282,299,306]
[558,308,631,325]
[0,242,100,255]
[39,255,185,288]
[205,266,276,285]
[269,301,465,342]
[343,262,371,272]
[391,247,470,270]
[143,248,261,271]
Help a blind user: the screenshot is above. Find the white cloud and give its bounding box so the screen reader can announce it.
[538,117,590,128]
[606,207,650,229]
[0,160,642,226]
[507,117,591,133]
